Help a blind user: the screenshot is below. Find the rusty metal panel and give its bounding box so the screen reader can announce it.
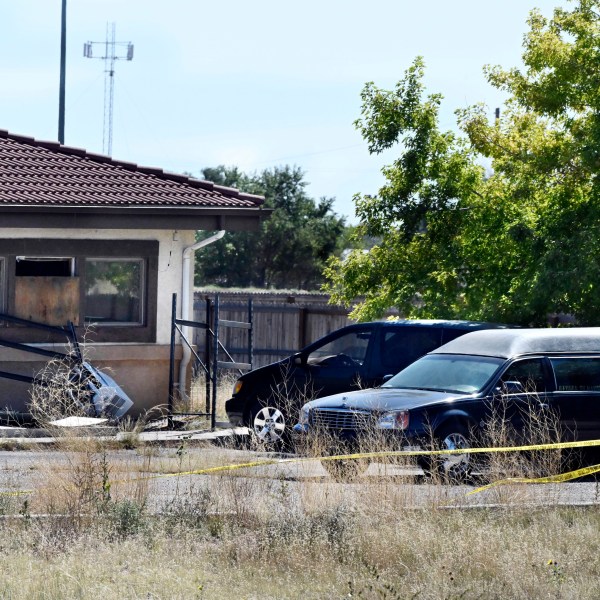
[14,276,80,325]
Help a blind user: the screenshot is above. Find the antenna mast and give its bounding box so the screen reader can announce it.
[58,0,67,144]
[83,23,134,156]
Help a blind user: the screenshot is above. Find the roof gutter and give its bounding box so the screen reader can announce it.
[179,230,226,397]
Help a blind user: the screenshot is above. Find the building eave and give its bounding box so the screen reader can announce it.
[0,205,272,231]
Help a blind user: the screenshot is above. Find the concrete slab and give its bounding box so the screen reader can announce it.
[0,422,250,444]
[49,416,109,427]
[121,426,249,443]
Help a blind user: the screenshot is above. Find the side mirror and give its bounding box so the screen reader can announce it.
[497,380,524,394]
[293,353,305,366]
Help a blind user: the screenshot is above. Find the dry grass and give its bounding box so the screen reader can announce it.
[168,371,237,428]
[4,381,599,598]
[0,435,596,599]
[1,493,600,598]
[28,355,93,424]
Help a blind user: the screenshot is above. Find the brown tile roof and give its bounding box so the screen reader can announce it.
[0,130,264,209]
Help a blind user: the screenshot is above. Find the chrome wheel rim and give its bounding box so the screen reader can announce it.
[441,432,471,475]
[253,406,286,443]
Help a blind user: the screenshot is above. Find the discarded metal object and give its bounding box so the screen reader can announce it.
[0,312,133,420]
[75,362,133,419]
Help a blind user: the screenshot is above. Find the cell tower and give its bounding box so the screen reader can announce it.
[84,23,134,156]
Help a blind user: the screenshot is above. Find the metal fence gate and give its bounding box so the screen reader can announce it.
[168,293,253,429]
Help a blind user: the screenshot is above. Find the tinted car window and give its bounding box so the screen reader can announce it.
[550,357,600,391]
[500,359,546,392]
[441,327,474,344]
[306,330,371,365]
[380,327,442,373]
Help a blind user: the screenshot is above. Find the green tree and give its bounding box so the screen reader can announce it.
[325,0,600,326]
[195,165,347,290]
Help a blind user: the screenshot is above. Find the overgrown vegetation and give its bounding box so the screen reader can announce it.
[28,354,94,424]
[10,326,598,598]
[0,436,600,599]
[0,374,594,598]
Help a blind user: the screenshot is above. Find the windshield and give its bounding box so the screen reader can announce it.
[383,354,504,394]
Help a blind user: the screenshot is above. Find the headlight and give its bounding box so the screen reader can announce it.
[377,410,409,430]
[232,380,243,396]
[298,404,310,425]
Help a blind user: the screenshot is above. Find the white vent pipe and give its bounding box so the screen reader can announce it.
[178,230,225,395]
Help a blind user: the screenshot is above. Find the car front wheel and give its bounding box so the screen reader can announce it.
[250,403,289,448]
[420,422,473,482]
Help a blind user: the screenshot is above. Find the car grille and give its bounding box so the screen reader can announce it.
[310,408,373,431]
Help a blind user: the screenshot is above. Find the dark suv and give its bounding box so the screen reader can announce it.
[225,320,511,445]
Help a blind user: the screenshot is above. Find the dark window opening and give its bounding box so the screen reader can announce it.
[551,357,600,392]
[16,257,74,277]
[0,239,158,343]
[307,330,371,366]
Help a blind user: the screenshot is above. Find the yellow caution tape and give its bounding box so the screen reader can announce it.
[0,490,32,497]
[15,438,600,493]
[308,436,600,463]
[128,438,600,481]
[468,463,600,495]
[144,459,287,479]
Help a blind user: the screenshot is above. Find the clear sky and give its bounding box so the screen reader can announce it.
[1,0,565,223]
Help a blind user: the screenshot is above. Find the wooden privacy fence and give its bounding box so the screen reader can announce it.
[192,291,356,368]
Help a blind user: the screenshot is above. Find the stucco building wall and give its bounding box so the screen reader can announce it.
[0,228,196,416]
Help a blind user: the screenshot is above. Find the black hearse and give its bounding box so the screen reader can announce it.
[294,328,600,478]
